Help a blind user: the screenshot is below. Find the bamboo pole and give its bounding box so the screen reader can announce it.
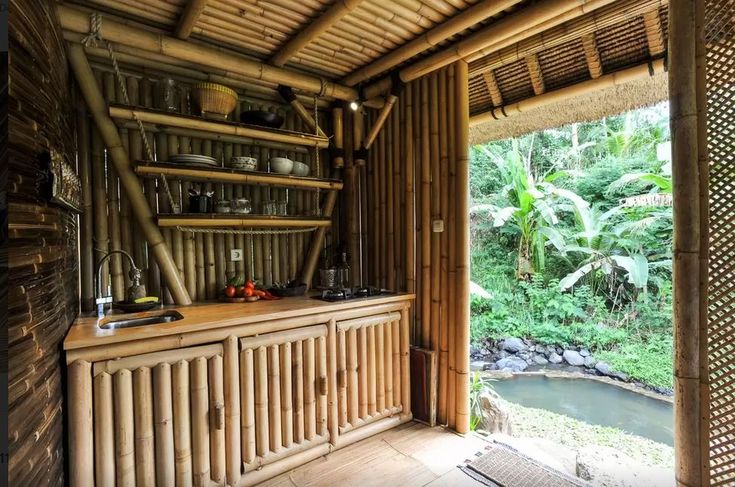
[400,308,411,413]
[209,355,226,485]
[67,44,192,305]
[133,367,156,487]
[154,363,176,486]
[68,360,93,486]
[384,320,394,410]
[270,0,363,66]
[347,328,359,425]
[175,0,209,39]
[91,116,110,298]
[405,83,416,327]
[336,325,347,430]
[454,61,471,434]
[350,110,364,285]
[364,94,398,149]
[317,334,329,437]
[430,72,441,360]
[224,335,241,483]
[94,372,115,486]
[172,360,193,485]
[367,325,377,416]
[669,0,703,484]
[378,114,387,288]
[392,320,401,407]
[293,340,305,444]
[447,64,457,429]
[386,110,396,289]
[255,346,270,456]
[357,326,368,419]
[304,337,317,440]
[277,86,327,138]
[59,4,358,101]
[343,0,519,86]
[191,357,211,487]
[114,369,136,486]
[438,67,450,424]
[109,105,330,149]
[280,342,294,448]
[77,104,95,311]
[420,77,431,349]
[332,107,345,169]
[240,348,256,463]
[376,323,386,413]
[123,76,140,287]
[268,345,283,452]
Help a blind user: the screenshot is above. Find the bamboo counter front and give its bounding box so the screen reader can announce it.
[65,294,414,487]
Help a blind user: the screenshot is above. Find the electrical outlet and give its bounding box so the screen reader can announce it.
[230,249,243,262]
[432,219,444,233]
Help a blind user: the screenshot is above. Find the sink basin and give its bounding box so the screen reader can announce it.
[99,311,184,330]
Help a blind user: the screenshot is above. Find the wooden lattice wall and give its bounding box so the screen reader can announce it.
[704,0,735,484]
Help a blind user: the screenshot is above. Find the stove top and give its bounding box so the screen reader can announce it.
[314,286,396,302]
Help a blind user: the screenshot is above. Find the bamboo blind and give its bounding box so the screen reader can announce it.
[704,0,735,483]
[78,67,335,308]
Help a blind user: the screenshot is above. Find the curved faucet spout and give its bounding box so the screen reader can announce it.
[95,250,142,316]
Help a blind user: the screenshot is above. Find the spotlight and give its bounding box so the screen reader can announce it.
[349,100,361,111]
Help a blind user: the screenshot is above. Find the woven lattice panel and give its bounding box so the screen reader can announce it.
[705,0,735,484]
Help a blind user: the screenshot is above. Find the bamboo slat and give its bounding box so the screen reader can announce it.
[280,342,294,448]
[255,346,270,457]
[114,370,136,486]
[69,361,93,486]
[191,357,211,487]
[172,360,193,486]
[240,347,256,464]
[208,355,226,485]
[268,345,283,453]
[304,337,316,441]
[317,334,329,437]
[293,340,305,444]
[154,363,176,486]
[347,328,359,425]
[224,336,241,484]
[133,367,156,487]
[94,372,116,486]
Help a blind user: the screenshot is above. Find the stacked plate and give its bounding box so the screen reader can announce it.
[170,154,219,167]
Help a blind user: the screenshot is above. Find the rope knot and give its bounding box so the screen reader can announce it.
[81,12,103,47]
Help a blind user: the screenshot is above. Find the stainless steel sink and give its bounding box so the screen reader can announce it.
[99,311,184,330]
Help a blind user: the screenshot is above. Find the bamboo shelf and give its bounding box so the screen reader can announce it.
[108,104,330,149]
[135,162,343,191]
[157,214,332,228]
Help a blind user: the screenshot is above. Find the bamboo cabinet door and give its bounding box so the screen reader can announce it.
[90,343,227,487]
[335,310,411,435]
[238,325,331,475]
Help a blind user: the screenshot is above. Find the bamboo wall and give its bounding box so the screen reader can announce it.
[362,62,471,432]
[77,67,335,310]
[8,0,79,484]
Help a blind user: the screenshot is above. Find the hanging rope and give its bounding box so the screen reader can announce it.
[82,12,179,214]
[174,226,318,235]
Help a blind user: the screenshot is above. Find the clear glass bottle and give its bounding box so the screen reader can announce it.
[337,249,351,289]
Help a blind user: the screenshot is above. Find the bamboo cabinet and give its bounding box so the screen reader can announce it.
[65,297,413,486]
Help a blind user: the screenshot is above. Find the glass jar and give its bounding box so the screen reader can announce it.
[158,78,179,113]
[232,198,252,214]
[214,200,231,213]
[262,200,277,215]
[277,200,288,216]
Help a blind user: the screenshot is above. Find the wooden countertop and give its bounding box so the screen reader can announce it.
[64,293,414,351]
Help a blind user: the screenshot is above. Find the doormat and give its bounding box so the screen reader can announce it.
[459,441,590,487]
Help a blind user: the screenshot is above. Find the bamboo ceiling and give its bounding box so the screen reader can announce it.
[63,0,668,128]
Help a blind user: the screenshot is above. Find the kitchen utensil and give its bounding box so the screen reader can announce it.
[232,198,252,214]
[229,156,257,171]
[170,154,218,166]
[215,200,232,213]
[268,282,307,297]
[189,194,213,213]
[319,268,338,288]
[192,83,238,119]
[292,161,310,177]
[158,78,179,112]
[269,157,293,174]
[240,110,284,128]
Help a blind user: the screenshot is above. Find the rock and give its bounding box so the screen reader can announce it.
[584,356,597,368]
[483,362,498,371]
[470,361,487,372]
[576,445,673,487]
[518,351,533,361]
[496,356,528,372]
[477,392,512,434]
[470,344,481,357]
[548,352,563,364]
[501,337,527,353]
[535,345,545,353]
[563,350,585,366]
[555,346,564,354]
[611,371,629,382]
[595,362,612,375]
[498,350,510,359]
[579,348,591,357]
[533,355,549,365]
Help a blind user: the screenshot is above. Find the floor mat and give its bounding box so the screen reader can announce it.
[458,441,590,487]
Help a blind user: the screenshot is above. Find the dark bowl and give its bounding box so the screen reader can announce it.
[269,282,307,297]
[240,110,284,129]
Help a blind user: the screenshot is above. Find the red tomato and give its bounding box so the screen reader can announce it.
[245,287,254,297]
[224,285,236,298]
[236,285,247,297]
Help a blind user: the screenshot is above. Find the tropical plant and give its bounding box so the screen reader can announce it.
[469,372,496,431]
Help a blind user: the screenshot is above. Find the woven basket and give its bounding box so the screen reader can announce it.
[192,83,238,118]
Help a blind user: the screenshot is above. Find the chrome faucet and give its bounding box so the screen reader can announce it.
[95,250,145,317]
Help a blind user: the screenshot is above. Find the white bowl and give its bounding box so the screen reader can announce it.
[229,156,257,171]
[269,157,293,174]
[292,161,310,177]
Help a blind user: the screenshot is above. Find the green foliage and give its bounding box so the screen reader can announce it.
[470,103,674,389]
[469,372,496,431]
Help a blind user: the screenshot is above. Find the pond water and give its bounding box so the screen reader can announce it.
[491,375,674,446]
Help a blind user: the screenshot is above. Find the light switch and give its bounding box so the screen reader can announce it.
[230,249,243,261]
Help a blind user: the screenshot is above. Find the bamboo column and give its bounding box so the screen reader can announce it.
[68,360,93,486]
[241,348,256,464]
[95,372,115,486]
[191,357,211,487]
[172,360,193,485]
[154,363,176,486]
[420,77,431,349]
[224,336,241,484]
[114,369,136,486]
[293,340,305,444]
[669,0,703,485]
[438,67,450,424]
[77,104,95,311]
[347,328,359,425]
[305,337,316,440]
[255,346,270,456]
[209,355,226,485]
[454,61,471,434]
[280,342,293,448]
[67,44,191,304]
[404,83,416,329]
[447,64,457,429]
[268,345,283,452]
[133,367,155,487]
[328,320,340,442]
[430,72,441,358]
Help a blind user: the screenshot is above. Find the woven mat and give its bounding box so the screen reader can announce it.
[459,441,590,487]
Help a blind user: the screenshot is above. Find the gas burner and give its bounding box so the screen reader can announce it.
[314,286,396,302]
